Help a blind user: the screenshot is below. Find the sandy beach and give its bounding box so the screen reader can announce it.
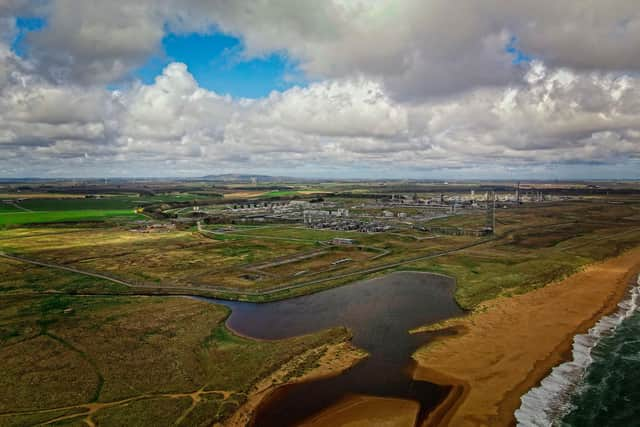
[413,247,640,427]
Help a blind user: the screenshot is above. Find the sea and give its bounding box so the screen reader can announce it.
[515,274,640,427]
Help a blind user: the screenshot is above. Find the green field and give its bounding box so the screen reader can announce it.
[0,196,151,226]
[131,193,215,203]
[14,194,218,211]
[18,198,138,211]
[0,209,143,226]
[0,204,22,213]
[259,190,330,198]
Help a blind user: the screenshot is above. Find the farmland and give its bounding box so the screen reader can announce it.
[0,210,143,226]
[0,193,225,226]
[0,197,143,226]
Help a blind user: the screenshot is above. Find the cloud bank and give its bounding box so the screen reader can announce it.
[1,1,639,178]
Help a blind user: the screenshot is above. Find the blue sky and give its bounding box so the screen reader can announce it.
[11,16,45,56]
[13,17,303,98]
[12,17,525,99]
[136,32,306,98]
[506,37,533,64]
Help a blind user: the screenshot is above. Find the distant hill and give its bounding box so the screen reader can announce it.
[200,174,305,183]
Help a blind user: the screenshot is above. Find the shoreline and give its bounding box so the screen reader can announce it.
[413,247,640,426]
[516,275,640,424]
[224,341,367,427]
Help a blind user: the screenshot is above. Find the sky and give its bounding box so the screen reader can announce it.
[0,1,639,179]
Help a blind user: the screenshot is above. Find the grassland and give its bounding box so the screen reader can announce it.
[0,265,351,426]
[3,200,639,308]
[0,257,129,295]
[0,195,156,227]
[0,210,144,226]
[0,192,225,226]
[0,193,86,199]
[17,198,139,211]
[221,188,331,199]
[216,225,366,241]
[0,204,23,213]
[402,202,640,308]
[0,228,317,290]
[2,188,640,425]
[260,190,329,198]
[0,223,475,295]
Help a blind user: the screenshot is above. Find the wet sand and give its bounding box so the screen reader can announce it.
[413,247,640,426]
[301,395,419,427]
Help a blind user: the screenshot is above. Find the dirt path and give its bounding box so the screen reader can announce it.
[413,246,640,427]
[1,336,361,427]
[0,252,137,288]
[2,388,236,426]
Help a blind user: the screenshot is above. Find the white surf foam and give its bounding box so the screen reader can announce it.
[514,273,640,426]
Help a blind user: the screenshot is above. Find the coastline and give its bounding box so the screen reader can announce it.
[413,247,640,427]
[516,274,640,425]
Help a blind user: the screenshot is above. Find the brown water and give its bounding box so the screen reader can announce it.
[204,271,463,426]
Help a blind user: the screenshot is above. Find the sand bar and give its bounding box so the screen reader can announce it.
[413,246,640,426]
[300,395,419,427]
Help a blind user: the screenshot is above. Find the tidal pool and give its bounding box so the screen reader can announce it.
[205,271,463,426]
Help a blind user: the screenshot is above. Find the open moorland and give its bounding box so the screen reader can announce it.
[2,179,640,425]
[0,261,355,427]
[0,224,477,297]
[402,202,640,307]
[3,195,640,308]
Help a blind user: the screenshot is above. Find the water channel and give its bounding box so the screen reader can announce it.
[204,271,463,426]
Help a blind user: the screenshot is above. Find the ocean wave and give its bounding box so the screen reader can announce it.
[514,273,640,427]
